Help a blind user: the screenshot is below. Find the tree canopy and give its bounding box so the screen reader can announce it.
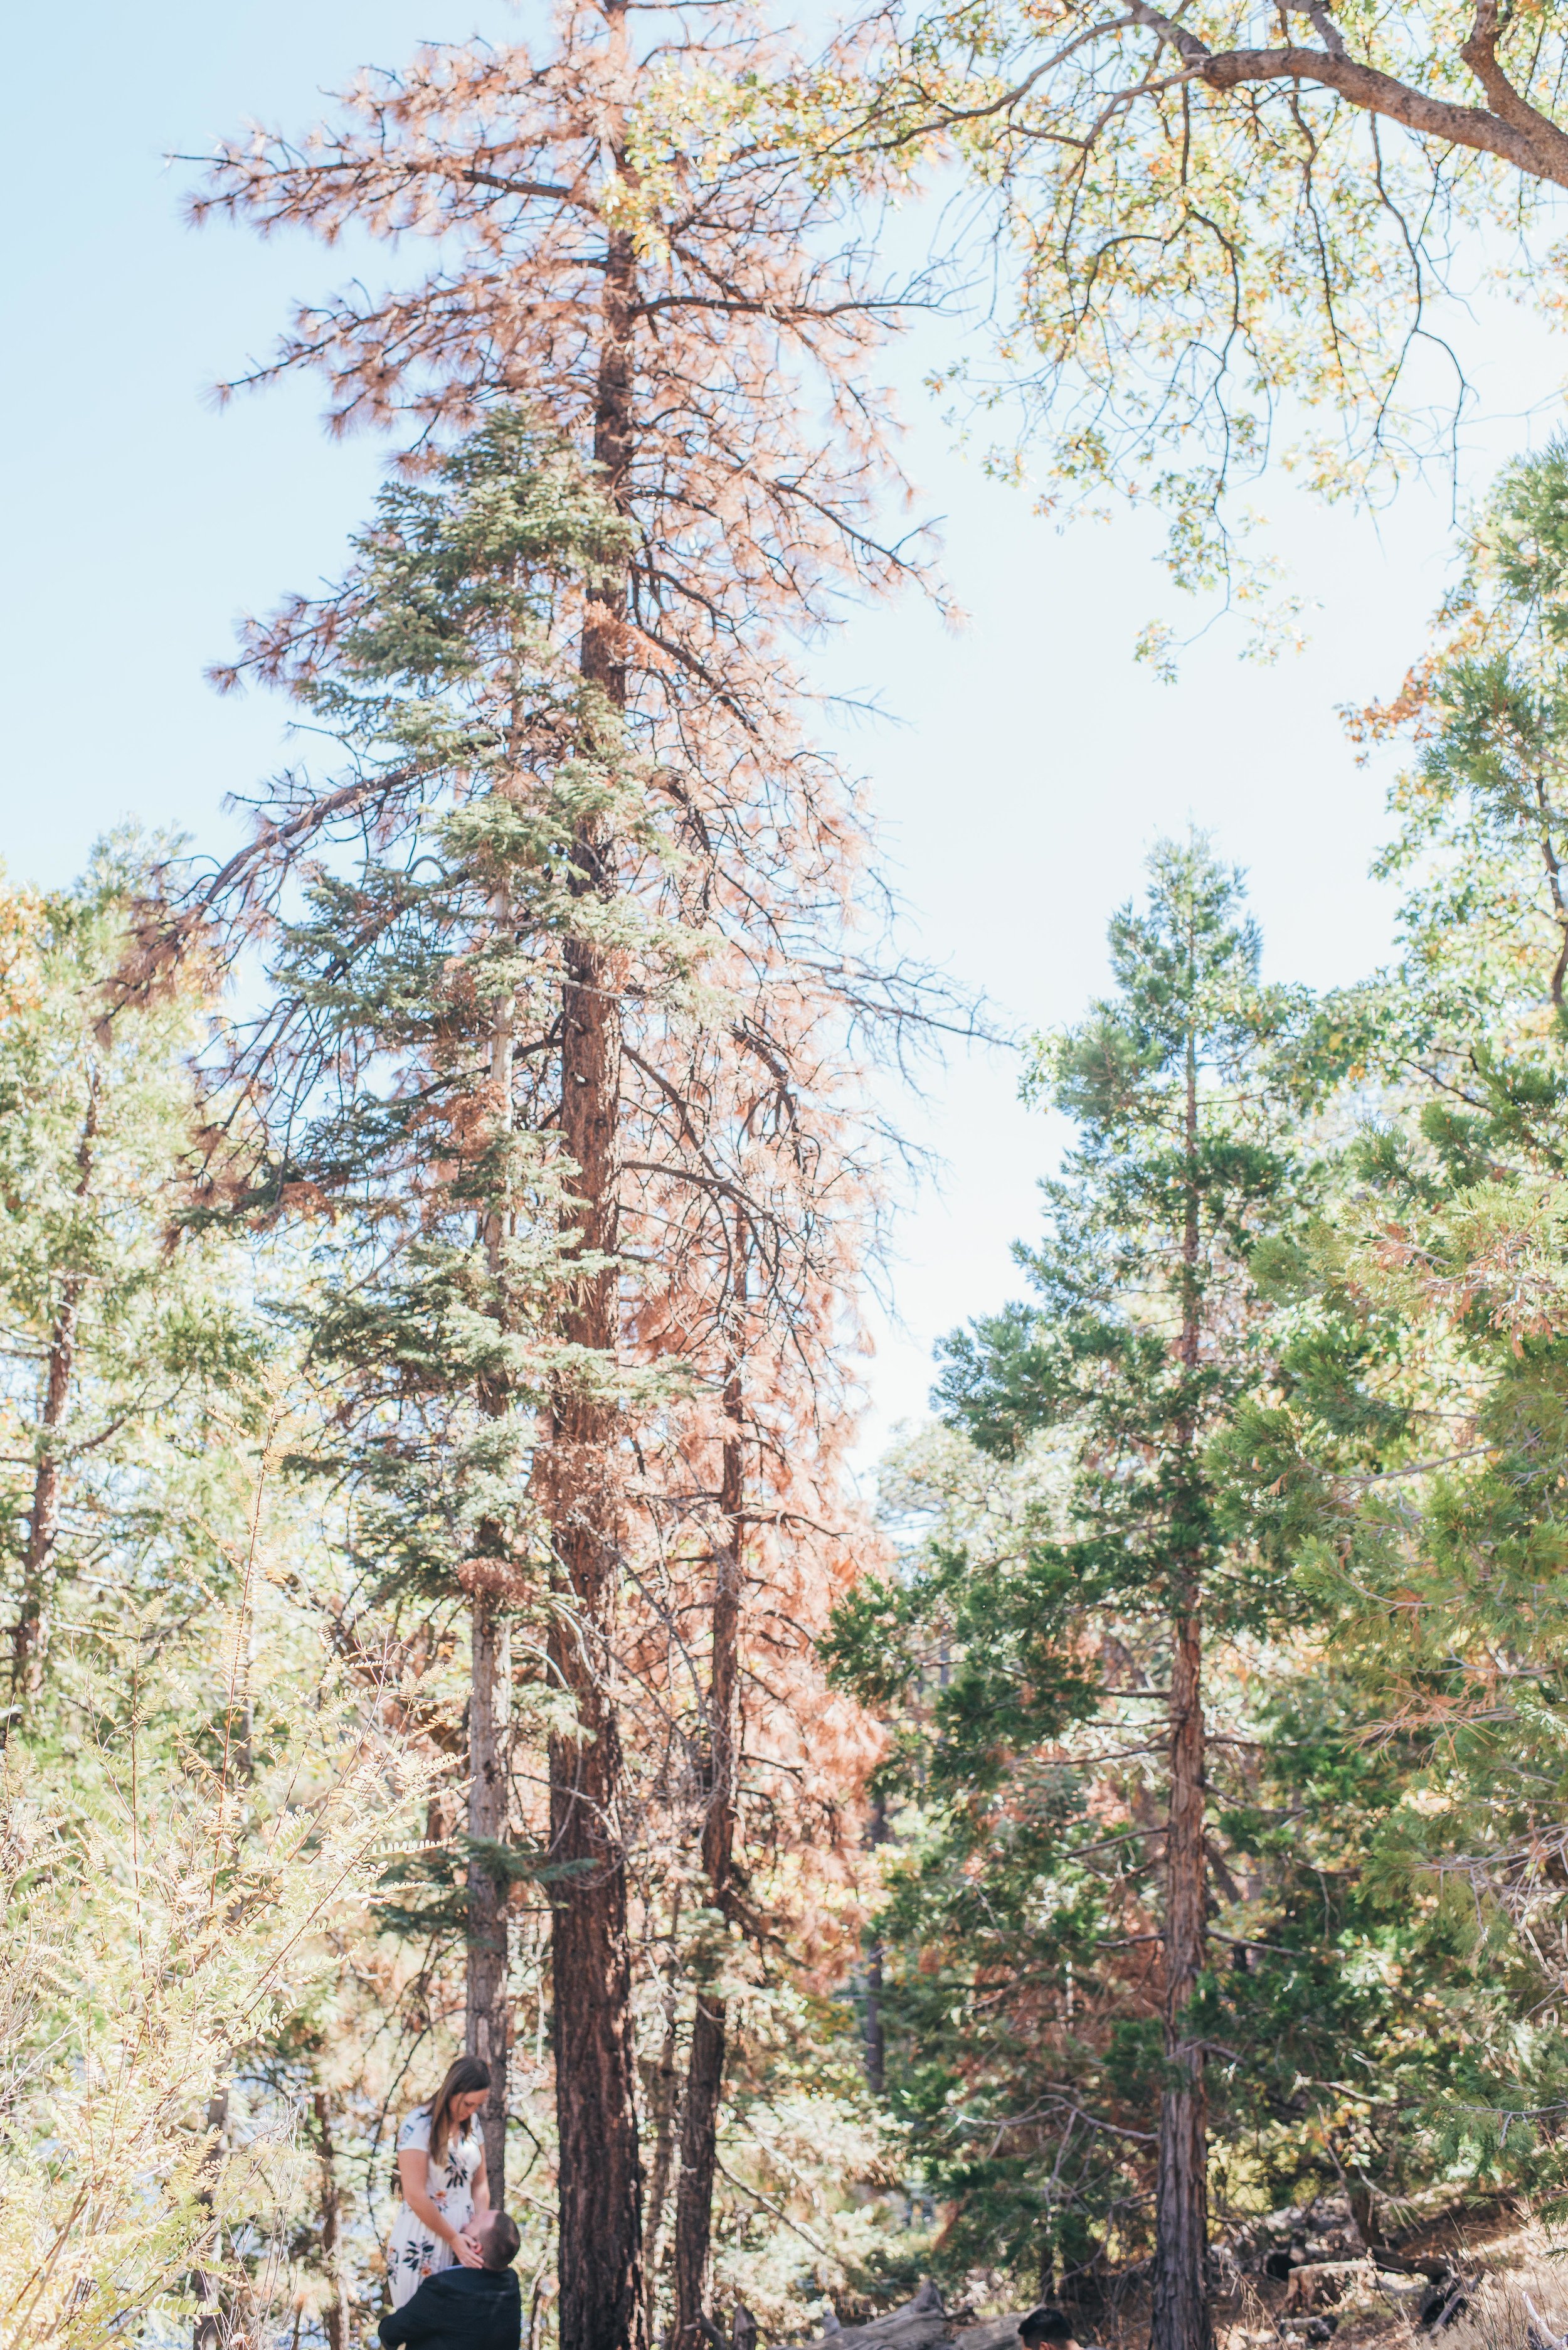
[799,1,1568,648]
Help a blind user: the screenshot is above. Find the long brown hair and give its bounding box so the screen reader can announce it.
[427,2055,490,2166]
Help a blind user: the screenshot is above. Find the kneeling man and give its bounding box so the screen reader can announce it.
[380,2211,522,2350]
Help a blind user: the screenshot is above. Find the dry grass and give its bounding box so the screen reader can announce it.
[1431,2225,1568,2350]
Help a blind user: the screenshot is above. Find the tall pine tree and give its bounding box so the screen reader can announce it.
[832,839,1310,2349]
[176,15,950,2332]
[148,405,915,2344]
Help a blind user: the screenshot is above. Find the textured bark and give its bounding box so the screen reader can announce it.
[1152,1030,1211,2350]
[312,2087,349,2350]
[467,1588,513,2198]
[640,1943,682,2335]
[546,1398,641,2350]
[671,1328,744,2349]
[670,2002,725,2349]
[549,38,645,2339]
[8,1064,100,1730]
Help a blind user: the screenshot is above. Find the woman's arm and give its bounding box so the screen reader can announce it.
[470,2151,491,2220]
[396,2151,484,2267]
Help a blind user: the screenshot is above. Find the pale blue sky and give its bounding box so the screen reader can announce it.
[4,1,1565,1457]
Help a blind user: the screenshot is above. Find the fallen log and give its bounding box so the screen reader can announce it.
[788,2290,1028,2350]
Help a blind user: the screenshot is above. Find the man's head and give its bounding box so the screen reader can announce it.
[1018,2309,1076,2350]
[477,2211,521,2272]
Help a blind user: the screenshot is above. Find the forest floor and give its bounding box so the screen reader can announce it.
[1047,2198,1568,2350]
[832,2201,1568,2350]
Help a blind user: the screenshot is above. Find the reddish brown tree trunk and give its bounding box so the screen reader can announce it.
[1152,1028,1211,2350]
[8,1064,100,1735]
[547,999,641,2350]
[671,1348,744,2350]
[549,49,645,2342]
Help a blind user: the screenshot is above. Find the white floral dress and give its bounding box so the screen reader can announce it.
[388,2105,484,2308]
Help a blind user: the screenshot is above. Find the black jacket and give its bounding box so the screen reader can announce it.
[379,2267,521,2350]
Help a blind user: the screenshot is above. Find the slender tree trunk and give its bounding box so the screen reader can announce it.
[193,2087,230,2350]
[469,1588,513,2197]
[1152,1027,1211,2350]
[862,1793,887,2096]
[642,1898,684,2339]
[549,40,645,2339]
[863,1947,886,2097]
[469,930,517,2199]
[1153,1597,1209,2350]
[312,2087,349,2350]
[8,1064,100,1732]
[671,1341,744,2350]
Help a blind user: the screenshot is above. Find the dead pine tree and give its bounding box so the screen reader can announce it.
[622,1094,888,2339]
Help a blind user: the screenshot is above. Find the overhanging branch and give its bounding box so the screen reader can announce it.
[1128,0,1568,190]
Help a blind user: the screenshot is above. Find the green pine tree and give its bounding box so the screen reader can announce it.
[830,839,1312,2345]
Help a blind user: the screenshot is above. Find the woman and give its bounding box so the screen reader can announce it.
[388,2056,494,2307]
